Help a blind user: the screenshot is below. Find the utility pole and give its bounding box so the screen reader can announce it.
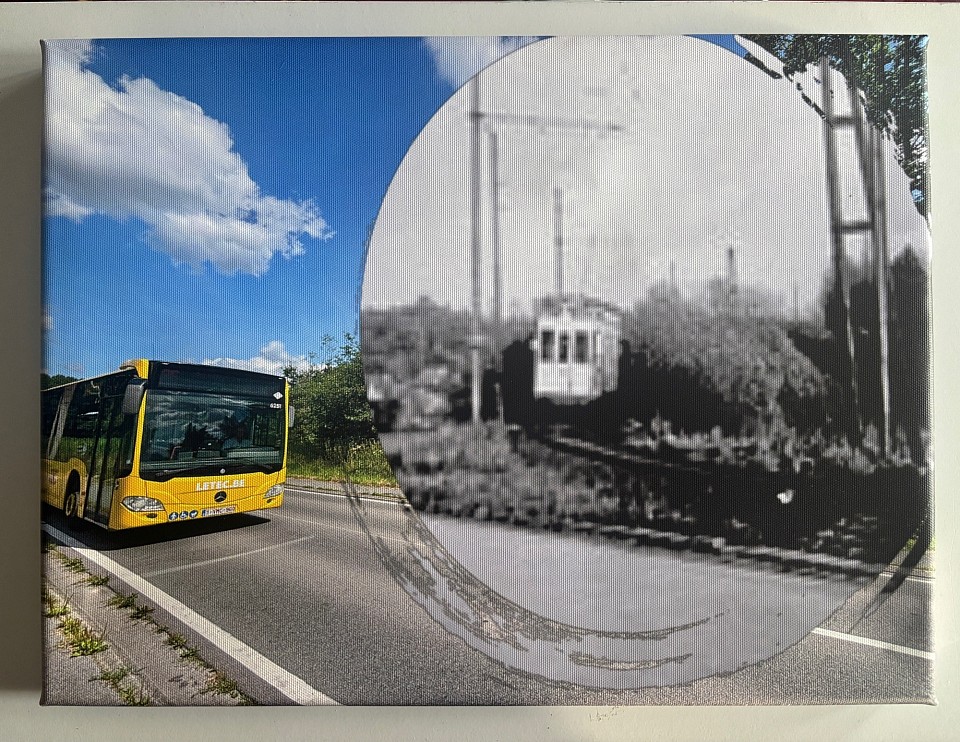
[841,39,892,458]
[553,186,564,297]
[727,245,738,299]
[820,56,861,442]
[463,97,623,430]
[469,76,483,427]
[488,131,504,364]
[476,109,624,313]
[871,125,892,458]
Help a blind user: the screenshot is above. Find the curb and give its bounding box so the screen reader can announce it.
[42,542,250,706]
[286,476,404,502]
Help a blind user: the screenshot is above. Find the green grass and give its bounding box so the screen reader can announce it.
[287,440,397,486]
[130,604,154,620]
[107,592,137,610]
[95,667,150,706]
[203,671,239,696]
[117,685,151,706]
[44,598,70,619]
[42,586,71,618]
[59,615,108,657]
[62,556,86,574]
[96,667,129,684]
[84,574,109,587]
[202,670,254,704]
[178,645,203,665]
[161,629,206,665]
[162,631,207,664]
[165,632,188,649]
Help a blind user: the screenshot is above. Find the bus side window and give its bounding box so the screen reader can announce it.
[60,381,100,465]
[41,389,62,452]
[46,385,75,460]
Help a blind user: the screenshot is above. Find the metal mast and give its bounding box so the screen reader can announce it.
[488,131,504,363]
[820,57,861,441]
[465,94,623,428]
[842,41,892,458]
[553,186,564,297]
[820,48,895,455]
[469,76,484,427]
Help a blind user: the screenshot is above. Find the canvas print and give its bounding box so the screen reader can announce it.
[41,35,932,705]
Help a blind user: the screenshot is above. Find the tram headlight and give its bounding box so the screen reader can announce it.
[265,484,284,499]
[121,496,165,512]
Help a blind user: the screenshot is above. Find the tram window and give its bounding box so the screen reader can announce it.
[558,332,570,363]
[541,329,555,362]
[574,332,589,363]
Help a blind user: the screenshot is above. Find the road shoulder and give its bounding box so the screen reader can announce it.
[42,541,250,706]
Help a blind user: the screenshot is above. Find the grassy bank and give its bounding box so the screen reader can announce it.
[287,440,397,487]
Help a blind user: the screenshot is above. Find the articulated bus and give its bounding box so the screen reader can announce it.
[41,359,293,530]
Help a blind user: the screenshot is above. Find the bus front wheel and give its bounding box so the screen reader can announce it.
[63,477,81,521]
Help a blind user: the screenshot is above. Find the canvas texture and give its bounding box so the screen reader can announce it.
[40,35,933,705]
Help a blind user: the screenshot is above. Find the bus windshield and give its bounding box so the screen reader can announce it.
[139,389,285,481]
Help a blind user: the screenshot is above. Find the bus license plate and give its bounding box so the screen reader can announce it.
[201,505,238,517]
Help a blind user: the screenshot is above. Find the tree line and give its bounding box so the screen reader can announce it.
[744,34,929,216]
[40,343,382,464]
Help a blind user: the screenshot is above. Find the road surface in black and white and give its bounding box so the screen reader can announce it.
[41,483,933,705]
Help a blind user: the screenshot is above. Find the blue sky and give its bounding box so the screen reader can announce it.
[43,35,745,378]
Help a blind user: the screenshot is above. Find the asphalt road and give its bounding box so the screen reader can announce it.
[41,483,934,705]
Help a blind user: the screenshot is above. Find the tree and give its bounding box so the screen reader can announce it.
[285,335,377,456]
[744,35,929,216]
[41,373,78,389]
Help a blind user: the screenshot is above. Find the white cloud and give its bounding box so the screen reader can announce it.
[42,310,53,332]
[203,341,311,376]
[424,36,543,89]
[44,40,331,277]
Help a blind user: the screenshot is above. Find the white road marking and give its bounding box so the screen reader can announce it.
[271,509,411,545]
[880,570,934,585]
[812,627,934,661]
[286,485,404,506]
[142,535,316,578]
[42,523,338,705]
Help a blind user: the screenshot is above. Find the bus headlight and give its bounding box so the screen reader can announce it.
[121,496,165,512]
[265,484,284,499]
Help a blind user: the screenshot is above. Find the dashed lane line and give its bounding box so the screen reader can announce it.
[41,523,338,706]
[812,627,934,661]
[141,535,316,578]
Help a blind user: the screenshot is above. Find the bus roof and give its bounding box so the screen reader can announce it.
[43,359,285,393]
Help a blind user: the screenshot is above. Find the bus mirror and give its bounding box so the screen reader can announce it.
[288,405,296,428]
[122,381,147,416]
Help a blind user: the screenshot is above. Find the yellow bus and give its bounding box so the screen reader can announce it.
[41,359,292,530]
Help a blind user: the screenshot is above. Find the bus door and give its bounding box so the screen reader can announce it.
[83,377,130,525]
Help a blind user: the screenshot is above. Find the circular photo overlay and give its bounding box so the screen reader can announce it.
[360,36,930,689]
